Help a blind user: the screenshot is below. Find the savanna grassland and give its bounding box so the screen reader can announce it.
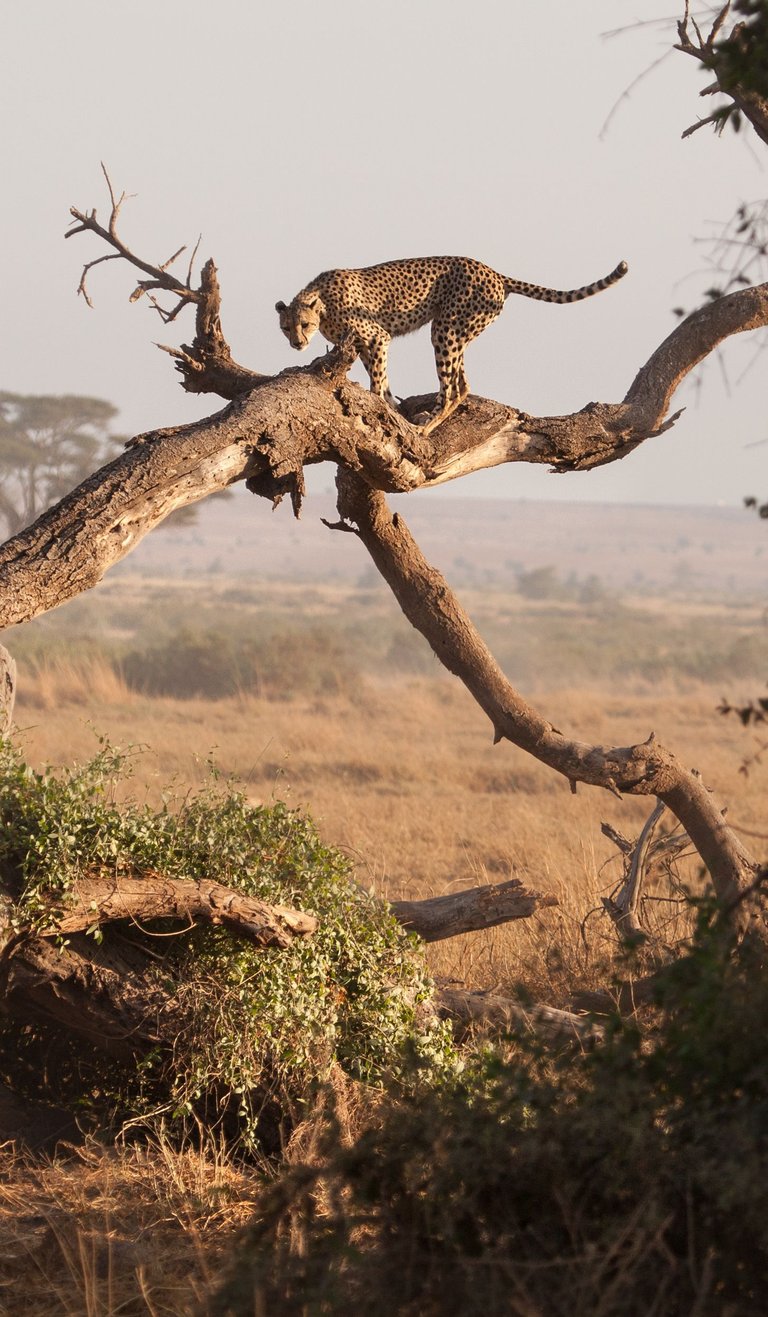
[9,543,768,1003]
[2,496,768,1314]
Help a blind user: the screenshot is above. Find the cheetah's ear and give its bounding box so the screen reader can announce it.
[305,292,323,310]
[275,300,287,312]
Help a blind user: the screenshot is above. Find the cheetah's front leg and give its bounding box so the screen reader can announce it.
[353,324,396,407]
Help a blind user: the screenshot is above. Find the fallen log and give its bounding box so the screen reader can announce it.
[0,864,570,1074]
[437,986,603,1048]
[0,929,183,1060]
[390,878,557,942]
[0,868,317,1060]
[48,867,318,948]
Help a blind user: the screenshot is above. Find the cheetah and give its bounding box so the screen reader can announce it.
[276,255,628,432]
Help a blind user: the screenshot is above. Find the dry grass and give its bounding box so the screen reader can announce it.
[22,654,134,711]
[0,1072,370,1316]
[6,623,768,1313]
[15,664,768,1004]
[0,1133,262,1316]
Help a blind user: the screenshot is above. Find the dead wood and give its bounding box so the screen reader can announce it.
[335,475,766,946]
[0,644,16,735]
[0,864,577,1063]
[601,800,668,943]
[571,975,662,1017]
[437,985,604,1048]
[0,170,764,988]
[47,868,317,948]
[0,928,183,1061]
[390,878,558,942]
[2,274,768,634]
[0,868,317,1061]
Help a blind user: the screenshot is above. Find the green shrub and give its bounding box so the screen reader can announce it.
[0,740,455,1146]
[216,902,768,1314]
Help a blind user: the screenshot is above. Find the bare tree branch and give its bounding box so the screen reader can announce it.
[40,868,318,949]
[66,169,264,397]
[335,474,764,942]
[602,799,668,942]
[389,878,558,942]
[1,273,766,631]
[437,986,604,1048]
[676,4,768,145]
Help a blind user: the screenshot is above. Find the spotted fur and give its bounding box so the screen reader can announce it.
[276,255,628,431]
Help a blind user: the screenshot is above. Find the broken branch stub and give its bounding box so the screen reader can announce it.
[390,878,558,942]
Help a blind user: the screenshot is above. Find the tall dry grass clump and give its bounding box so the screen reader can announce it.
[23,654,133,710]
[0,1132,264,1316]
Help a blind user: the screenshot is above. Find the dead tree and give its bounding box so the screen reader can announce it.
[0,146,765,964]
[0,11,767,1050]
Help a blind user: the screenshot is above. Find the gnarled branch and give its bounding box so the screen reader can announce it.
[44,868,317,948]
[1,272,766,630]
[66,166,263,398]
[335,474,764,943]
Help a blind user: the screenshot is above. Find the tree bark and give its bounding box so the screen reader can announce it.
[1,280,767,629]
[390,878,558,942]
[0,644,16,735]
[48,867,318,948]
[0,929,182,1061]
[437,986,604,1047]
[335,475,764,943]
[0,871,317,1060]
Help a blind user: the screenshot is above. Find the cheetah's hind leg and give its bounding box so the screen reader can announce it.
[418,393,465,435]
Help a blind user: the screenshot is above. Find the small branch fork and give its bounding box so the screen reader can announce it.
[676,2,768,145]
[65,164,263,397]
[66,163,198,318]
[600,799,693,944]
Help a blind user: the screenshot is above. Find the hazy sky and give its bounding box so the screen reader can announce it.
[2,2,766,507]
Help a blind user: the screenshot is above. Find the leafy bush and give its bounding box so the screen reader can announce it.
[216,904,768,1314]
[0,740,455,1146]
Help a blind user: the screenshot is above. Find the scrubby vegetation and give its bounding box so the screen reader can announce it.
[9,575,768,703]
[215,906,768,1316]
[0,741,455,1149]
[4,582,768,1313]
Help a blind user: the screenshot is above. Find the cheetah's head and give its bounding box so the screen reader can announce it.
[275,292,324,350]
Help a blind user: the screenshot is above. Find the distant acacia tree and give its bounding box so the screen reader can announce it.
[0,392,124,538]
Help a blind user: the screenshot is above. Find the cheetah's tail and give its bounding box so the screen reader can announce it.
[503,260,628,304]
